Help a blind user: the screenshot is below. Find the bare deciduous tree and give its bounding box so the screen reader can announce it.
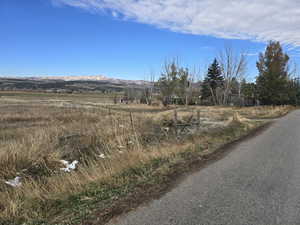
[157,59,180,106]
[218,47,247,105]
[187,65,201,105]
[157,58,195,106]
[141,69,156,105]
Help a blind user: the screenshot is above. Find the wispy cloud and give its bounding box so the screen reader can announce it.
[53,0,300,46]
[244,53,259,57]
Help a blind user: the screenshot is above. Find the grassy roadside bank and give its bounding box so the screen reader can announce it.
[20,119,267,225]
[0,101,293,225]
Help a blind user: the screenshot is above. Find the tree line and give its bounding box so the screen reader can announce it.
[154,41,300,106]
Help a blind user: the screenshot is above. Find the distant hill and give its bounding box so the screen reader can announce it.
[0,76,152,93]
[33,75,149,85]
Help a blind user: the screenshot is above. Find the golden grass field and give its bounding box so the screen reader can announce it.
[0,92,293,224]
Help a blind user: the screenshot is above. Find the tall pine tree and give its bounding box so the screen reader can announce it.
[202,59,224,103]
[256,41,290,105]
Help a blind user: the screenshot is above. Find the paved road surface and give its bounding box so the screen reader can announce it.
[108,110,300,225]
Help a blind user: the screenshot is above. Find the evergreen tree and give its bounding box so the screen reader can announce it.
[202,59,224,102]
[256,41,290,105]
[241,79,257,105]
[241,79,257,99]
[287,78,300,106]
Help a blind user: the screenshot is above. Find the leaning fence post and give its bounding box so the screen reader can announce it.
[129,111,135,132]
[129,110,140,149]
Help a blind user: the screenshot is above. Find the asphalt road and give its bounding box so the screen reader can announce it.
[108,110,300,225]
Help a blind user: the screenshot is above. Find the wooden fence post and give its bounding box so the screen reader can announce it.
[197,110,200,132]
[129,111,135,132]
[108,107,113,125]
[174,109,178,136]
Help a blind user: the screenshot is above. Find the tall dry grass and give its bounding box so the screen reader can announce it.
[0,105,172,221]
[0,103,293,222]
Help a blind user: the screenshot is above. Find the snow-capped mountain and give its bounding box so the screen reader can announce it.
[0,75,152,92]
[40,75,109,81]
[31,75,150,85]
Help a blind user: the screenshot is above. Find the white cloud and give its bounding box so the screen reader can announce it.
[244,53,259,57]
[54,0,300,46]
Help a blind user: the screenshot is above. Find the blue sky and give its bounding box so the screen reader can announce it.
[1,0,299,81]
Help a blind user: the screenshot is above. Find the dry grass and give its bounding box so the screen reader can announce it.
[0,93,294,224]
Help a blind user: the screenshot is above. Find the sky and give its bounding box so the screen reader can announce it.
[1,0,300,81]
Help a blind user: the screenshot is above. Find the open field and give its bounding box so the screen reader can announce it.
[0,92,294,225]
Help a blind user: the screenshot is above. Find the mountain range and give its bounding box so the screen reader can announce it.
[0,75,151,93]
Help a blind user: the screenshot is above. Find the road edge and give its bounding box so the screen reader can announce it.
[93,121,274,225]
